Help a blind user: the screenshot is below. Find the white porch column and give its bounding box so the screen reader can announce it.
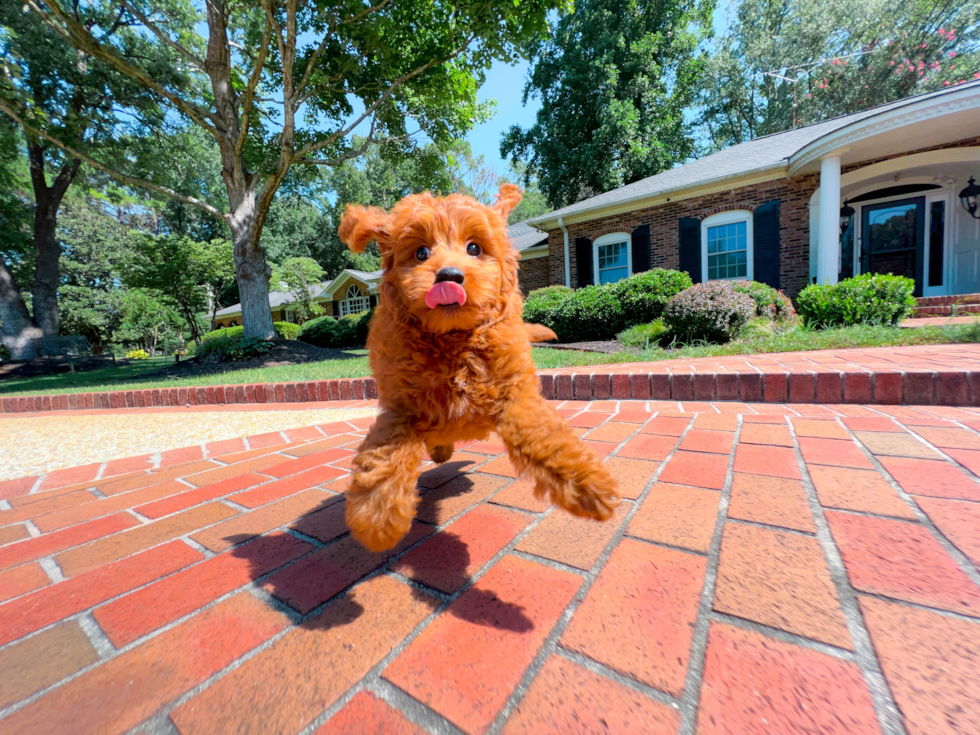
[817,155,842,285]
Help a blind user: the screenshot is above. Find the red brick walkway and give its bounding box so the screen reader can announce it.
[2,401,979,734]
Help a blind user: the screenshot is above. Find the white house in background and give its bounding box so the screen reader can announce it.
[521,80,980,302]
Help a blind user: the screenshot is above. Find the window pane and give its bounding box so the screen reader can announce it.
[600,266,629,284]
[929,201,945,287]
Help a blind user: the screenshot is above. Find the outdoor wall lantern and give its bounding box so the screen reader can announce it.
[839,199,855,236]
[960,176,980,219]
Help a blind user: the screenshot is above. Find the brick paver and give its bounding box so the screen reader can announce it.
[2,398,980,733]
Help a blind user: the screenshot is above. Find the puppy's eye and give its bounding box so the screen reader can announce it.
[416,246,430,261]
[466,243,481,257]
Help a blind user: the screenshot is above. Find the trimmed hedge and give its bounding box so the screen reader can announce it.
[522,270,691,343]
[297,309,374,348]
[663,281,755,343]
[731,281,796,322]
[796,273,916,327]
[201,322,299,343]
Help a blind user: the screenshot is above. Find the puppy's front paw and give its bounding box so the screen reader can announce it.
[556,463,621,521]
[428,443,454,464]
[345,481,414,552]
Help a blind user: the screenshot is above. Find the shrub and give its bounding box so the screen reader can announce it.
[274,321,301,340]
[296,309,373,348]
[522,271,693,343]
[126,349,150,360]
[296,315,338,348]
[612,269,693,324]
[0,343,10,361]
[195,335,273,361]
[618,319,669,348]
[663,281,755,343]
[796,273,916,327]
[731,281,797,322]
[551,284,627,342]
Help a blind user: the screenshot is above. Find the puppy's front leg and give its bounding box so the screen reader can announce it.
[346,410,425,552]
[496,391,620,520]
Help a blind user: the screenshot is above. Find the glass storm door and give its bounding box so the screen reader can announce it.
[861,197,925,296]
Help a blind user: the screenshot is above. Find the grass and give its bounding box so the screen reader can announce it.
[2,322,978,398]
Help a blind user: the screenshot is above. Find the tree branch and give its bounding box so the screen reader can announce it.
[0,98,224,219]
[117,0,207,71]
[295,30,479,160]
[236,12,272,156]
[27,0,218,136]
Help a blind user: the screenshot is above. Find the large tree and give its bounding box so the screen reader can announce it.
[0,0,187,358]
[696,0,980,151]
[6,0,565,341]
[500,0,714,208]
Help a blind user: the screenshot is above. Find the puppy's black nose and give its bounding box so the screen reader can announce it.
[435,267,464,284]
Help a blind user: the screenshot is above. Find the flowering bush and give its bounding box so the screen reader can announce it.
[126,349,150,360]
[663,282,755,343]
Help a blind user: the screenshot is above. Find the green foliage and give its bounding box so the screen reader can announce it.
[114,289,183,355]
[201,322,298,344]
[663,281,756,343]
[617,319,670,348]
[126,349,150,360]
[501,0,714,207]
[696,0,980,151]
[297,310,374,349]
[523,271,693,342]
[122,232,234,341]
[274,322,301,341]
[270,257,327,322]
[612,269,694,324]
[796,273,916,327]
[730,281,797,322]
[195,334,275,362]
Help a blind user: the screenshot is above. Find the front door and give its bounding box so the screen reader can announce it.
[952,211,980,295]
[861,197,925,296]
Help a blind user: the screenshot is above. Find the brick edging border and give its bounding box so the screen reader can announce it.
[1,368,977,414]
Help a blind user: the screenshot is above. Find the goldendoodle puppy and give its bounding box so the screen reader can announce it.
[338,184,620,551]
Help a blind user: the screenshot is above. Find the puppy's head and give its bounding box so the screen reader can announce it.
[339,184,523,334]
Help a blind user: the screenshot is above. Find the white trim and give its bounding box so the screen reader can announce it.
[320,269,382,299]
[789,83,980,176]
[518,245,550,260]
[592,232,633,285]
[701,211,754,282]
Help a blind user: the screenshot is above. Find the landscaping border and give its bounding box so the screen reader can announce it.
[2,366,978,413]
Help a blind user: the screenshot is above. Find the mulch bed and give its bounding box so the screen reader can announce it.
[0,356,131,379]
[138,339,362,380]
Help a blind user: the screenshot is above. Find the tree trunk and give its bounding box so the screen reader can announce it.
[227,192,275,340]
[0,258,43,360]
[31,199,61,336]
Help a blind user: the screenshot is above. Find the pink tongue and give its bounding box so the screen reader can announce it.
[425,281,467,309]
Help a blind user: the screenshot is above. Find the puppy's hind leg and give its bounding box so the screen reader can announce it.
[346,410,425,552]
[496,391,620,520]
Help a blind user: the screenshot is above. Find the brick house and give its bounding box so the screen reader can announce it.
[520,81,980,300]
[212,223,549,328]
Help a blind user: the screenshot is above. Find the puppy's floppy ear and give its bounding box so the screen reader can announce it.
[492,183,523,220]
[339,204,388,253]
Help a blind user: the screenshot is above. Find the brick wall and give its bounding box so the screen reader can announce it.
[542,135,980,299]
[517,255,551,295]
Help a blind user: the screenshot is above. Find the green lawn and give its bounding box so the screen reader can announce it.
[2,323,977,398]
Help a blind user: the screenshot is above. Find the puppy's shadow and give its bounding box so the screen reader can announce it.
[397,530,533,634]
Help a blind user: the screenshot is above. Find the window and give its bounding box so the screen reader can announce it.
[701,211,754,282]
[340,284,370,316]
[592,233,632,285]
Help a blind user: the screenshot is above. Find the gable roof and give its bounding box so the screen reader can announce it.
[507,221,549,251]
[528,80,980,228]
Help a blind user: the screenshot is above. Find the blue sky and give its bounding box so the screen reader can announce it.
[465,1,735,177]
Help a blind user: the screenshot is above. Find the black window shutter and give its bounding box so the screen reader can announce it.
[753,200,781,288]
[575,237,593,287]
[631,225,650,274]
[678,217,701,284]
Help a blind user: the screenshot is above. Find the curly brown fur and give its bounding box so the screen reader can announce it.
[339,184,620,551]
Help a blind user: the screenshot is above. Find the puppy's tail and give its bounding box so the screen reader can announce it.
[524,323,557,342]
